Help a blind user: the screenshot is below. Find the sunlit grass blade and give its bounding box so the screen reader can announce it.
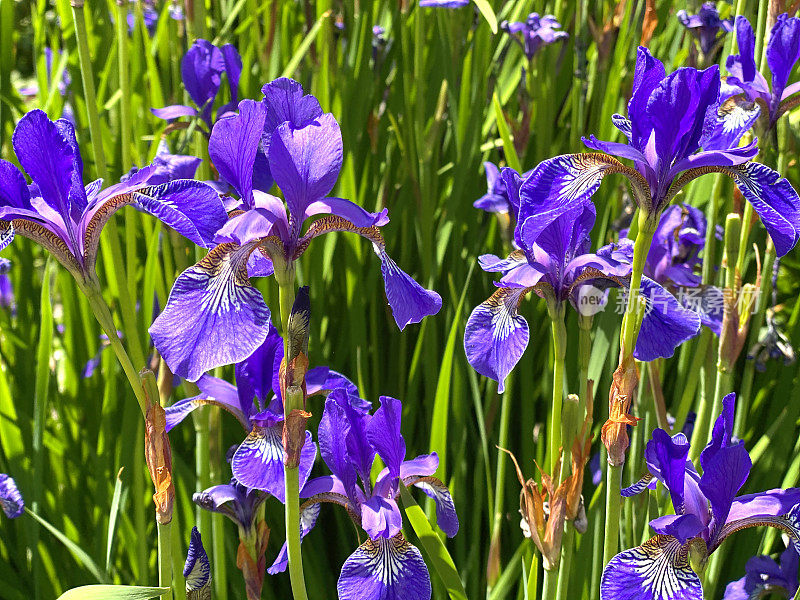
[56,585,170,600]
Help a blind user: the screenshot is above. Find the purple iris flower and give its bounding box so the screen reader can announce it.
[677,3,733,56]
[523,46,800,258]
[501,13,568,60]
[270,394,458,600]
[122,140,202,185]
[165,321,355,501]
[601,393,800,600]
[725,14,800,127]
[194,473,269,538]
[724,545,798,599]
[0,473,24,519]
[127,1,159,36]
[464,195,700,392]
[150,78,441,381]
[473,163,529,220]
[0,258,14,311]
[419,0,469,7]
[184,526,212,597]
[0,110,226,282]
[151,39,242,130]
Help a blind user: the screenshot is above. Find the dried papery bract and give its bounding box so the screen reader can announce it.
[143,370,174,525]
[601,355,640,467]
[237,520,270,600]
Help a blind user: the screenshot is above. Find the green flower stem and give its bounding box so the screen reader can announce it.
[548,302,567,484]
[157,520,173,599]
[541,566,559,600]
[620,212,657,358]
[555,525,575,600]
[82,285,147,415]
[602,212,657,566]
[276,264,309,600]
[193,407,212,561]
[602,463,623,566]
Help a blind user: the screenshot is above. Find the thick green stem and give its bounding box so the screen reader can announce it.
[158,520,173,599]
[541,567,559,600]
[549,303,567,484]
[487,379,513,591]
[555,525,575,600]
[621,213,657,357]
[83,286,147,414]
[602,464,623,566]
[277,266,308,600]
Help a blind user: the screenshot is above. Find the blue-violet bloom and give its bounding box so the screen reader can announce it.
[501,13,568,60]
[522,46,800,258]
[184,526,212,599]
[601,393,800,600]
[270,393,458,600]
[0,473,24,518]
[0,110,226,283]
[150,78,441,381]
[677,3,733,56]
[723,545,798,600]
[464,194,700,392]
[725,14,800,127]
[151,39,242,130]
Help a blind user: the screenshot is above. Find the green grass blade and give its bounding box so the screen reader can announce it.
[472,0,498,34]
[492,92,521,172]
[280,10,333,79]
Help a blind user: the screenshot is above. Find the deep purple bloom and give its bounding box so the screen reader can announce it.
[501,13,568,60]
[0,258,14,311]
[677,3,733,56]
[522,46,800,258]
[640,204,723,334]
[127,2,159,36]
[601,394,800,600]
[723,545,798,599]
[0,473,24,518]
[151,39,242,130]
[0,110,226,282]
[150,78,441,381]
[419,0,469,7]
[184,526,212,596]
[166,322,355,501]
[270,394,458,600]
[473,163,529,220]
[726,14,800,127]
[464,197,700,392]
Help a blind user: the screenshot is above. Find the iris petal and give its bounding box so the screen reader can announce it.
[464,286,531,393]
[634,277,702,361]
[404,475,459,537]
[268,502,321,575]
[337,534,432,600]
[601,535,702,600]
[231,426,315,502]
[0,474,24,519]
[184,527,212,592]
[149,242,271,382]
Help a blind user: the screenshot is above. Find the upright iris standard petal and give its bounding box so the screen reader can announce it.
[262,77,324,139]
[181,40,224,124]
[209,99,268,206]
[318,398,359,499]
[366,396,406,479]
[766,14,800,111]
[184,527,212,596]
[337,535,432,600]
[633,277,701,361]
[149,242,271,381]
[0,474,23,518]
[12,110,79,240]
[464,286,531,393]
[269,113,343,224]
[647,429,692,514]
[600,535,703,600]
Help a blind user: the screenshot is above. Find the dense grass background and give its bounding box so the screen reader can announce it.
[1,1,800,598]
